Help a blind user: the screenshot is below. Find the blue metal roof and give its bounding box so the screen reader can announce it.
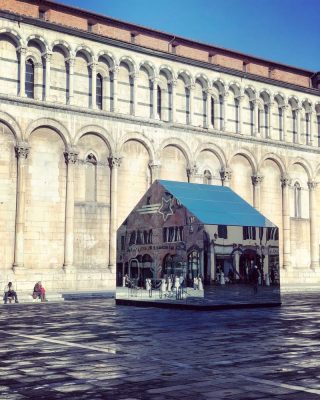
[158,180,276,227]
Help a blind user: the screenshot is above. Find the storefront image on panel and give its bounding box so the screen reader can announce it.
[116,180,281,309]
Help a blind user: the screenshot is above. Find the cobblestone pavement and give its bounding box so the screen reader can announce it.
[0,292,320,400]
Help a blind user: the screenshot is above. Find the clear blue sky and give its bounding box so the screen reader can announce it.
[58,0,320,71]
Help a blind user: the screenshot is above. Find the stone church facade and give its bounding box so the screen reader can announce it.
[0,0,319,291]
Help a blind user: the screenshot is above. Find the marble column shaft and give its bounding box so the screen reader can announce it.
[13,142,29,269]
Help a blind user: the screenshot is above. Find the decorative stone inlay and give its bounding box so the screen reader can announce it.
[108,155,122,168]
[220,167,232,182]
[15,142,30,159]
[251,174,264,186]
[280,175,292,188]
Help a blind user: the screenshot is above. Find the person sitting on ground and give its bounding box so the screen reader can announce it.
[3,282,19,304]
[32,281,47,302]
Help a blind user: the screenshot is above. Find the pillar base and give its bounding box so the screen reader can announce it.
[12,263,24,271]
[310,262,319,270]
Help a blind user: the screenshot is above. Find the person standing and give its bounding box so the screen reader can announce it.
[3,282,19,304]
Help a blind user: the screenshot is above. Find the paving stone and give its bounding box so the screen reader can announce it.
[0,293,320,399]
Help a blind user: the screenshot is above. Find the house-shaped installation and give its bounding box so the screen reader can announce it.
[116,180,280,308]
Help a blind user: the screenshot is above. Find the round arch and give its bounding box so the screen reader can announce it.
[194,142,227,168]
[51,40,71,58]
[228,149,258,174]
[258,153,286,176]
[0,28,22,47]
[97,50,117,68]
[119,132,156,162]
[139,60,157,79]
[288,158,313,180]
[26,34,50,53]
[157,138,192,167]
[119,56,137,74]
[75,125,115,154]
[74,45,94,63]
[26,118,71,147]
[0,111,22,141]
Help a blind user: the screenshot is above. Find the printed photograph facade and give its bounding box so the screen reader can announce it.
[0,0,319,291]
[116,180,280,306]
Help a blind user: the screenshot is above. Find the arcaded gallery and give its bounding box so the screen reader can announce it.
[0,0,319,292]
[116,181,281,307]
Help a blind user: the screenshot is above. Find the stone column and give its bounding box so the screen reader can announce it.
[295,107,301,144]
[108,155,122,268]
[67,57,75,105]
[63,148,78,268]
[34,62,43,100]
[210,241,216,282]
[18,46,27,97]
[220,167,232,187]
[187,84,195,125]
[151,78,159,119]
[281,175,291,269]
[268,102,274,139]
[252,174,264,211]
[253,100,260,137]
[170,79,177,123]
[308,180,318,269]
[234,251,240,276]
[221,92,229,131]
[13,142,30,269]
[90,62,98,109]
[131,72,139,116]
[236,95,244,134]
[308,111,313,146]
[111,66,119,113]
[205,89,211,129]
[187,165,199,183]
[149,161,161,182]
[44,52,52,102]
[281,105,288,142]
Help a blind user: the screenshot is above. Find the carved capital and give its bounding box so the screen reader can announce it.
[66,57,75,68]
[169,79,177,87]
[108,155,122,168]
[280,174,292,188]
[64,148,79,164]
[220,167,232,182]
[308,180,318,191]
[17,46,27,56]
[186,83,195,91]
[15,142,30,159]
[110,65,120,76]
[251,174,264,186]
[187,165,198,177]
[89,61,98,70]
[149,161,161,170]
[43,52,52,62]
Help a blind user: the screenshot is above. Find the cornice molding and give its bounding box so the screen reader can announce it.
[1,10,319,97]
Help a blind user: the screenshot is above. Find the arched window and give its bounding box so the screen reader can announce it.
[203,170,212,185]
[25,59,34,99]
[210,97,215,127]
[85,153,97,202]
[96,73,103,110]
[157,85,162,119]
[294,182,301,218]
